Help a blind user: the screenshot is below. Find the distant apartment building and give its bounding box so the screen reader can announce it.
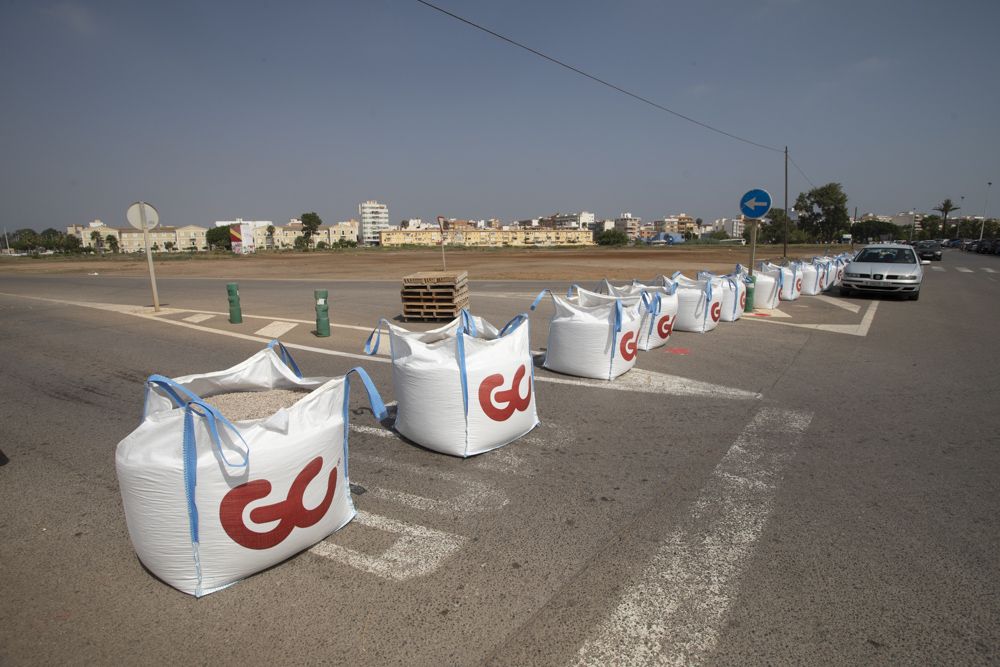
[891,211,923,230]
[400,218,425,229]
[614,213,641,240]
[258,219,359,248]
[655,214,698,236]
[539,211,596,229]
[66,220,209,251]
[359,200,389,245]
[379,228,593,247]
[714,217,745,238]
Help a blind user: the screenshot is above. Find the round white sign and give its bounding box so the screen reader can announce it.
[126,201,159,230]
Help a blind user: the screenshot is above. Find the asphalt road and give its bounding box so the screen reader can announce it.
[1,249,998,665]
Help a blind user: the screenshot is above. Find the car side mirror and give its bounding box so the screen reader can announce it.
[921,260,931,265]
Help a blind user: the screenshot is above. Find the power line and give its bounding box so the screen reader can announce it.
[414,0,784,154]
[788,154,816,189]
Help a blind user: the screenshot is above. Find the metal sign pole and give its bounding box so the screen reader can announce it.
[748,219,758,276]
[139,203,161,312]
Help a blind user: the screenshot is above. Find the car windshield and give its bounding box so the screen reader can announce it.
[855,248,916,264]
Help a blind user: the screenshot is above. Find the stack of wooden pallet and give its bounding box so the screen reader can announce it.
[400,271,470,321]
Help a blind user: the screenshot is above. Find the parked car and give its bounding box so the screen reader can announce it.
[840,243,924,300]
[914,241,943,261]
[976,239,998,254]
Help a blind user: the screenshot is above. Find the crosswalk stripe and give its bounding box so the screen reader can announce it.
[254,321,298,338]
[183,313,214,323]
[983,268,997,274]
[930,266,945,272]
[955,267,973,273]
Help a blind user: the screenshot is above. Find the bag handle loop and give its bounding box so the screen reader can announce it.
[266,339,302,378]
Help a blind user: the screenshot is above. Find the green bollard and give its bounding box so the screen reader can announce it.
[227,282,243,324]
[314,289,330,337]
[744,276,756,312]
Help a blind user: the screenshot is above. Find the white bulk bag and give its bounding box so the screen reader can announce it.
[117,341,387,597]
[635,286,679,350]
[698,271,746,322]
[736,263,779,310]
[669,274,723,333]
[799,261,822,296]
[531,290,642,380]
[759,262,801,301]
[364,311,538,458]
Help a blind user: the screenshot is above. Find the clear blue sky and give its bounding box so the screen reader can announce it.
[2,0,998,232]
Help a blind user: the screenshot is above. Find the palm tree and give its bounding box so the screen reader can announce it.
[106,235,119,253]
[266,224,275,249]
[90,230,103,254]
[933,198,960,240]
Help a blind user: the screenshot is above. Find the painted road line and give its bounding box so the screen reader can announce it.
[182,313,214,324]
[983,268,996,274]
[537,368,761,400]
[812,294,861,313]
[744,301,879,337]
[353,454,509,513]
[254,320,298,338]
[931,266,946,272]
[0,293,762,399]
[955,267,973,273]
[169,307,374,332]
[310,510,467,581]
[575,407,813,666]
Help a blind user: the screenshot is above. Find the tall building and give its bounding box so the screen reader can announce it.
[614,212,641,240]
[358,200,390,245]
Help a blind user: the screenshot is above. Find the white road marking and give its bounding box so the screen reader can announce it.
[956,267,973,273]
[254,320,298,338]
[931,266,946,272]
[310,510,467,581]
[812,294,861,313]
[983,268,996,274]
[352,454,509,513]
[1,293,762,399]
[575,407,813,666]
[538,368,761,400]
[744,301,879,337]
[182,313,214,323]
[172,307,374,332]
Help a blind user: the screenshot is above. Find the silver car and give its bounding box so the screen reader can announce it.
[840,243,925,300]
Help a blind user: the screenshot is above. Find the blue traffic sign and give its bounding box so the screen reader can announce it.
[740,189,772,219]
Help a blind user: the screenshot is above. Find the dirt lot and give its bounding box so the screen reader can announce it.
[0,245,851,281]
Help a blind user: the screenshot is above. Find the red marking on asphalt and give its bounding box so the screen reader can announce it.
[665,347,690,355]
[746,312,771,318]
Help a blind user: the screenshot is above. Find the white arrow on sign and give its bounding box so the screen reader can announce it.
[744,197,767,210]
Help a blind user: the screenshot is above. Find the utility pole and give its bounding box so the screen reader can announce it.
[783,146,788,259]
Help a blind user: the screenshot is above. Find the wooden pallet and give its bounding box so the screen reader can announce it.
[401,270,468,286]
[401,271,470,320]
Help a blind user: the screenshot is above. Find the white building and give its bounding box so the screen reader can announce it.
[214,218,272,229]
[715,217,745,238]
[359,200,390,245]
[547,211,596,229]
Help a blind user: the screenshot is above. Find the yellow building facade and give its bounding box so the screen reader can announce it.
[379,228,593,247]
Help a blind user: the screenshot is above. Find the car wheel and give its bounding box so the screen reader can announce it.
[839,287,852,297]
[910,291,920,301]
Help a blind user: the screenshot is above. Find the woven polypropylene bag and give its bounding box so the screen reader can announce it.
[532,290,642,379]
[364,311,538,457]
[116,341,386,597]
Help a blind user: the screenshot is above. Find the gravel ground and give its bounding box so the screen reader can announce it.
[207,388,309,421]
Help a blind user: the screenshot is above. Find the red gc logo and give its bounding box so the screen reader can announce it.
[710,301,722,322]
[619,330,638,361]
[656,314,673,339]
[220,456,337,550]
[795,278,803,293]
[478,364,532,422]
[819,275,826,288]
[739,292,747,310]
